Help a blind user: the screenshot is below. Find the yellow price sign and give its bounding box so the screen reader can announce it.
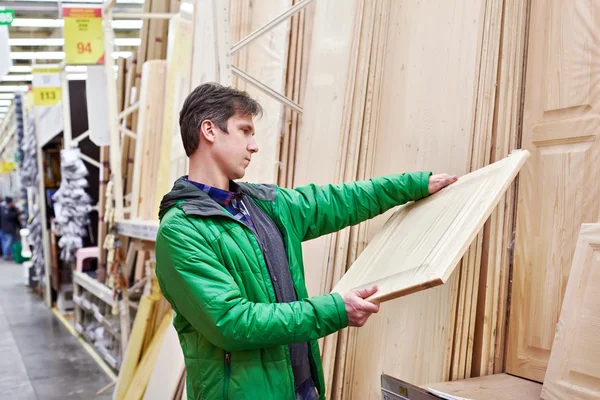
[33,87,62,106]
[63,7,105,65]
[32,66,62,107]
[0,161,16,174]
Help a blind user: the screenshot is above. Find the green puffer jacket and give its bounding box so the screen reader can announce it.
[155,172,431,400]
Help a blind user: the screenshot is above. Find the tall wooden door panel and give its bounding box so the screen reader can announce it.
[541,224,600,400]
[506,0,600,383]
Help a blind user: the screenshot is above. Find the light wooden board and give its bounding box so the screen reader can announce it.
[124,310,173,400]
[427,373,542,400]
[155,5,194,219]
[130,60,167,220]
[113,296,155,400]
[332,150,529,303]
[541,224,600,400]
[143,323,185,400]
[229,0,291,185]
[506,0,600,383]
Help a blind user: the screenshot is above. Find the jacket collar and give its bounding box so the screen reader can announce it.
[159,176,276,220]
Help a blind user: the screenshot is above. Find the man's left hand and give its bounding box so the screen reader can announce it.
[428,173,458,195]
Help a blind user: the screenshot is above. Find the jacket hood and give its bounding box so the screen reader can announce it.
[158,176,276,220]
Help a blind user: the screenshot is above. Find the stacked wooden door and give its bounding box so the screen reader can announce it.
[506,0,600,383]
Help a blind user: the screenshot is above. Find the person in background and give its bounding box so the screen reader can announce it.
[1,197,21,260]
[0,197,5,257]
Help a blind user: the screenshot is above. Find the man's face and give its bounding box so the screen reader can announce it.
[212,113,259,180]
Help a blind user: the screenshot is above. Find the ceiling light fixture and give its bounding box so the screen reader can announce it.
[11,18,142,29]
[1,75,33,82]
[9,38,141,47]
[10,51,132,60]
[67,73,88,80]
[9,66,33,73]
[17,0,144,3]
[10,52,65,60]
[0,86,29,93]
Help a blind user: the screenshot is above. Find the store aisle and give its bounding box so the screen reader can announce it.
[0,260,113,400]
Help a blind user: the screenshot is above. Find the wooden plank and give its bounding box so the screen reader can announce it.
[129,60,167,219]
[134,249,148,283]
[506,0,600,383]
[143,324,185,400]
[155,6,194,217]
[113,296,155,400]
[229,0,292,185]
[122,57,138,211]
[123,310,173,400]
[332,150,529,303]
[147,0,169,61]
[541,224,600,400]
[427,374,542,400]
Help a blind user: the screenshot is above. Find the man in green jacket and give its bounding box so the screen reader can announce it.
[156,83,457,400]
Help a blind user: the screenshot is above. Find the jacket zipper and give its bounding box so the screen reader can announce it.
[223,351,231,399]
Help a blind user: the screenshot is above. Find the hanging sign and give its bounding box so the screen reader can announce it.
[32,66,62,106]
[0,161,16,173]
[0,10,14,26]
[63,7,105,65]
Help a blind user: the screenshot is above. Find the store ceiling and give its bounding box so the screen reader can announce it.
[0,0,144,121]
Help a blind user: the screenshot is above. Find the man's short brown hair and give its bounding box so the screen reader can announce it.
[179,82,263,156]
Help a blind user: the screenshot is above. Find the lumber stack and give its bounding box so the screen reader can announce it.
[119,0,178,215]
[130,60,167,220]
[448,0,504,380]
[277,0,315,188]
[113,258,174,400]
[470,0,530,377]
[293,0,532,398]
[228,0,292,185]
[154,9,194,221]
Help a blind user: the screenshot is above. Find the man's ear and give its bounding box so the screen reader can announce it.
[200,120,216,143]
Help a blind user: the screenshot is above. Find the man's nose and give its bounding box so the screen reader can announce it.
[248,137,259,153]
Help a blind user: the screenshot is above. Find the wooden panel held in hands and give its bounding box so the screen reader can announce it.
[332,150,529,303]
[506,0,600,383]
[541,224,600,400]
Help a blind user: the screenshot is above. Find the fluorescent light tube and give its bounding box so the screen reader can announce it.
[1,75,33,82]
[67,73,87,80]
[9,66,33,73]
[10,52,65,60]
[12,18,142,29]
[9,38,64,46]
[0,86,29,93]
[10,51,131,60]
[9,38,140,46]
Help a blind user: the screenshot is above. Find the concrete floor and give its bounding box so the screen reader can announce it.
[0,260,113,399]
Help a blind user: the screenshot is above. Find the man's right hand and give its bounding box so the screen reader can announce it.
[342,286,380,327]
